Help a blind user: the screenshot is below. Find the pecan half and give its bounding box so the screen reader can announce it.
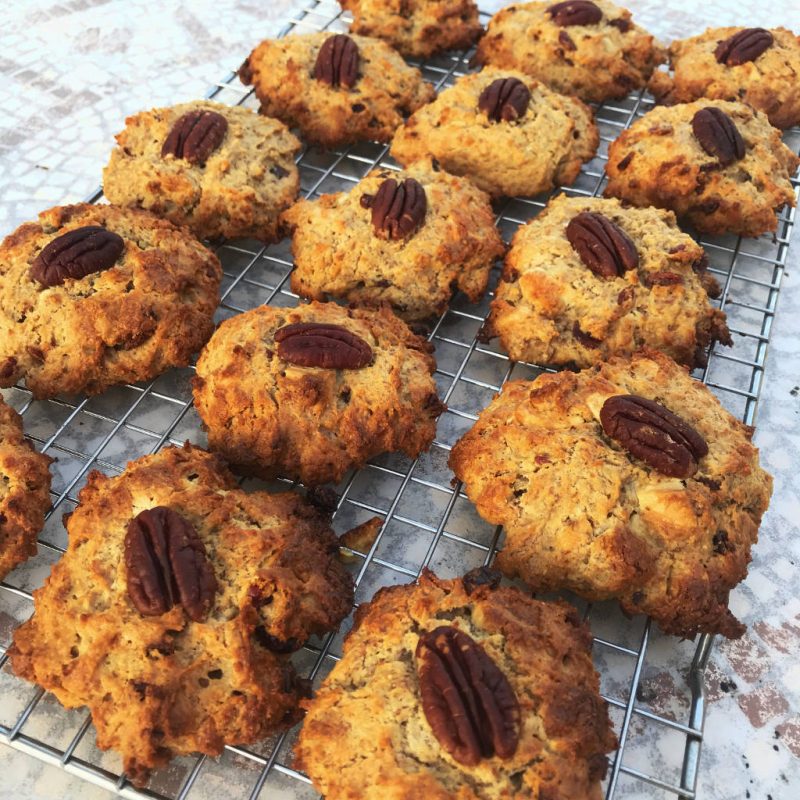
[161,110,228,164]
[600,394,708,478]
[691,107,745,167]
[275,322,374,369]
[714,28,774,66]
[314,34,359,89]
[30,226,125,287]
[416,626,520,766]
[364,177,427,240]
[547,1,602,26]
[566,212,638,279]
[124,507,217,622]
[478,77,531,122]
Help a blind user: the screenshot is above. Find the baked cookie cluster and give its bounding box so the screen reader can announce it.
[488,195,731,368]
[650,26,800,130]
[283,158,505,320]
[297,569,617,799]
[605,99,798,236]
[9,446,354,786]
[450,351,773,639]
[0,202,222,398]
[239,31,435,148]
[193,301,445,485]
[2,0,795,793]
[341,0,483,57]
[476,0,667,102]
[391,67,599,197]
[0,397,51,581]
[103,100,301,242]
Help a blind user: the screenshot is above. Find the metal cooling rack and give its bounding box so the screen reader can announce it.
[1,1,799,798]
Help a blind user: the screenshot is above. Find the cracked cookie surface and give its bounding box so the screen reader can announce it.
[604,99,798,237]
[239,32,435,148]
[0,397,52,581]
[296,569,616,800]
[341,0,482,57]
[487,195,730,369]
[282,158,505,321]
[475,0,666,103]
[649,26,800,130]
[0,203,222,399]
[9,444,354,786]
[193,302,445,486]
[103,100,301,242]
[449,350,773,638]
[390,67,598,198]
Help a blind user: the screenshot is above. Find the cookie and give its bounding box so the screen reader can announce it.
[192,301,445,486]
[390,68,598,198]
[9,444,354,786]
[487,194,731,369]
[474,1,666,103]
[604,100,799,237]
[341,0,483,58]
[296,568,617,800]
[239,32,435,148]
[0,203,222,399]
[450,350,773,639]
[103,100,301,242]
[282,158,505,321]
[0,397,52,581]
[649,27,800,130]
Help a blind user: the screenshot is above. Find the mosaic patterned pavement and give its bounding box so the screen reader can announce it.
[0,2,799,799]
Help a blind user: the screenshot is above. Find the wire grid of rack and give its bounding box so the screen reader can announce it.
[1,1,799,798]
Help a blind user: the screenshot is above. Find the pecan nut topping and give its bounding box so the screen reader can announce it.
[364,177,427,240]
[275,322,374,369]
[600,394,709,478]
[691,107,745,167]
[714,28,774,66]
[547,1,603,26]
[416,626,520,766]
[566,212,639,279]
[30,226,125,287]
[124,507,217,622]
[161,110,229,165]
[314,33,360,89]
[478,77,531,123]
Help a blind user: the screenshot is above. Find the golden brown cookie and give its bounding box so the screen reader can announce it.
[390,67,598,198]
[487,195,731,369]
[475,1,666,103]
[0,397,52,581]
[341,0,483,58]
[604,100,799,237]
[296,568,617,800]
[282,158,505,321]
[449,350,773,639]
[239,32,435,149]
[103,100,301,242]
[193,302,445,486]
[0,203,222,399]
[9,444,354,786]
[649,26,800,130]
